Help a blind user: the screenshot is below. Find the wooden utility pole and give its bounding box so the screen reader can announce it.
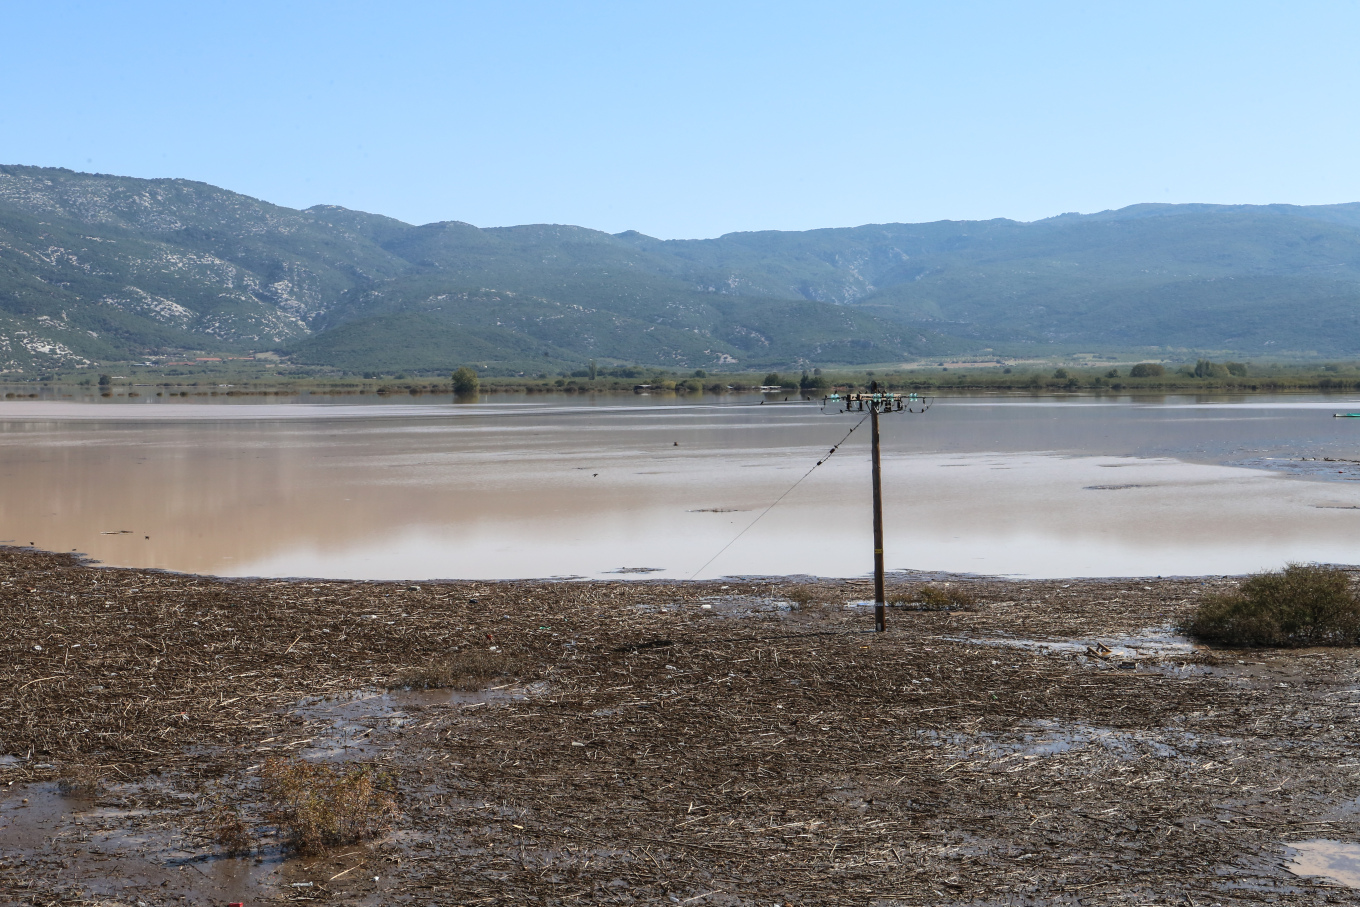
[823,383,930,633]
[870,400,886,632]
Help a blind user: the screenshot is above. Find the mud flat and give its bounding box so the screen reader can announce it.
[4,547,1360,905]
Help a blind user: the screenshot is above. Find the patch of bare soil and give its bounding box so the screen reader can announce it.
[4,548,1360,904]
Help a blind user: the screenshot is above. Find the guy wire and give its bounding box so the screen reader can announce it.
[689,412,871,580]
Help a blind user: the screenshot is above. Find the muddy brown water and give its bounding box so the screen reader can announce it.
[1287,839,1360,888]
[0,780,394,905]
[3,392,1360,581]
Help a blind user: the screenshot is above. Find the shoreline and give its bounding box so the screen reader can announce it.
[6,541,1339,591]
[9,373,1360,400]
[5,546,1360,901]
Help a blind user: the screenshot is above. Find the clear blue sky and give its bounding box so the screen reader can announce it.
[4,1,1359,238]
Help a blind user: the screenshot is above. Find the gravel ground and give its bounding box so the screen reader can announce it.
[3,547,1360,905]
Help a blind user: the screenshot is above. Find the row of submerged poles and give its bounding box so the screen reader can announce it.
[821,382,932,632]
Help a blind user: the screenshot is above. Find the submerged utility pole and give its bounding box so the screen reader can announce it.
[823,383,930,632]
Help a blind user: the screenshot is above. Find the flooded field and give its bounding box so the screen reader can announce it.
[4,548,1360,904]
[2,392,1360,580]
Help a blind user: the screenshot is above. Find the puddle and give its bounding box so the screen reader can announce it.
[696,594,850,625]
[991,721,1196,759]
[291,684,546,757]
[692,594,794,618]
[917,721,1206,762]
[1200,652,1345,688]
[1,782,98,847]
[1287,839,1360,888]
[0,781,305,904]
[939,627,1197,664]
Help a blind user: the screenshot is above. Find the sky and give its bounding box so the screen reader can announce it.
[3,1,1359,239]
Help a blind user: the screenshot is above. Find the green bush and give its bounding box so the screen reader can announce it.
[800,370,830,390]
[1193,359,1231,379]
[1182,563,1360,647]
[1129,363,1165,378]
[451,366,480,396]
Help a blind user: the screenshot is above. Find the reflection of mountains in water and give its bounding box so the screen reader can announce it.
[1231,457,1360,481]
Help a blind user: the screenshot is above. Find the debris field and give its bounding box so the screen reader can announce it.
[3,547,1360,905]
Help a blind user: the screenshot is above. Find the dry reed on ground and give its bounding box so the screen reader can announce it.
[11,547,1360,903]
[390,649,527,690]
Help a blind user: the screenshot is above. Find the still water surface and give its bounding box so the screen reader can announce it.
[2,392,1360,580]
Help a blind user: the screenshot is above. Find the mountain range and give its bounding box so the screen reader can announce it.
[2,164,1359,374]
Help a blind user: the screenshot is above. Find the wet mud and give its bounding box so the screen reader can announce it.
[4,548,1360,904]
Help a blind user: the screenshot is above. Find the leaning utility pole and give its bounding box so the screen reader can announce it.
[823,383,930,632]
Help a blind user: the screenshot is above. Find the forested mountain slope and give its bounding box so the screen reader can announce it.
[2,164,1358,373]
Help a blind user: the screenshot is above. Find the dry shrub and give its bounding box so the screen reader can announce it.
[261,758,398,854]
[392,649,526,691]
[203,801,253,855]
[891,583,979,611]
[1183,563,1360,647]
[780,584,823,609]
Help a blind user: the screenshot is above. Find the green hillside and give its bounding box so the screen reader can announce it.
[3,164,1360,374]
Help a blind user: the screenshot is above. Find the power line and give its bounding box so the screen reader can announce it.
[689,413,870,580]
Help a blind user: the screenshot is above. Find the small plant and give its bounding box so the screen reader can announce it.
[890,584,978,611]
[392,650,525,691]
[261,758,398,854]
[780,584,822,610]
[1182,563,1360,647]
[55,763,103,798]
[203,800,253,855]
